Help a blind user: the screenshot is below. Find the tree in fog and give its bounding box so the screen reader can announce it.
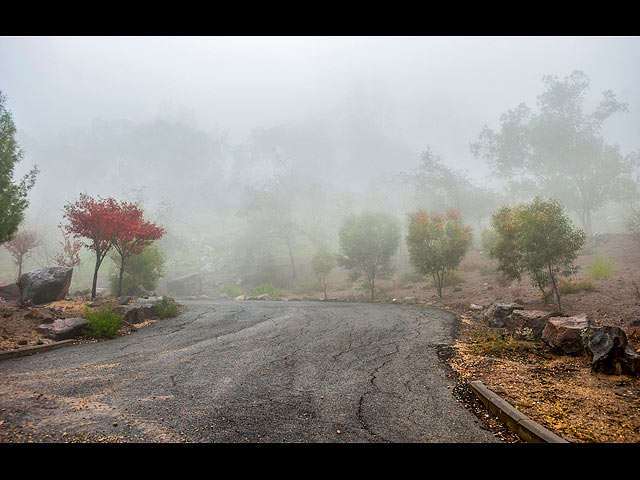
[0,91,38,244]
[489,197,586,310]
[405,147,500,228]
[471,70,638,237]
[406,209,472,298]
[311,244,336,299]
[337,211,400,300]
[4,229,38,278]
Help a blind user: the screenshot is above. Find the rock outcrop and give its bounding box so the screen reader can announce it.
[166,273,202,297]
[582,326,640,376]
[483,302,525,328]
[541,314,591,356]
[18,267,73,304]
[505,309,558,341]
[35,317,88,341]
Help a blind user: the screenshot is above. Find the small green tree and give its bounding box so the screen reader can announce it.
[311,244,336,299]
[406,208,473,298]
[337,211,400,300]
[108,243,165,296]
[489,197,586,310]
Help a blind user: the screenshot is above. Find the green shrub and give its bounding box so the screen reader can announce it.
[83,307,123,339]
[430,270,464,288]
[108,244,165,296]
[220,283,245,298]
[154,296,179,318]
[587,257,614,280]
[557,278,595,294]
[478,263,497,276]
[252,283,286,299]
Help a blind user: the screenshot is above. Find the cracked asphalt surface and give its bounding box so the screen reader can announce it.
[0,300,500,443]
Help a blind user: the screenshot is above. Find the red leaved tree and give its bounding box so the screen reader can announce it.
[111,202,165,297]
[3,229,39,279]
[62,194,123,300]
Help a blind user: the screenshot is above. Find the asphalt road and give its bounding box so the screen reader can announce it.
[0,300,500,443]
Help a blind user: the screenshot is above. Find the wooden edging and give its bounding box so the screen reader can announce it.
[0,339,77,361]
[469,380,569,443]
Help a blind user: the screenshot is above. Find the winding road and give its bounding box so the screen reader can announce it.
[0,300,500,443]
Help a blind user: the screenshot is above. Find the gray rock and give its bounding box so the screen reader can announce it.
[0,282,20,301]
[166,273,202,297]
[505,309,557,341]
[18,267,73,304]
[35,317,88,341]
[113,304,156,324]
[234,295,246,301]
[404,297,418,305]
[483,302,525,328]
[583,326,640,375]
[117,296,132,305]
[453,286,463,292]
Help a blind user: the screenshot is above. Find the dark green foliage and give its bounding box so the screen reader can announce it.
[489,197,586,310]
[108,244,165,296]
[83,307,123,339]
[154,296,178,318]
[337,211,400,300]
[0,91,38,244]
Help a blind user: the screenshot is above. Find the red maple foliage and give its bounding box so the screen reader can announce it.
[111,201,165,297]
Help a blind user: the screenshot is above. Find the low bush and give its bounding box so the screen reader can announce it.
[83,307,123,339]
[154,296,179,318]
[430,270,464,288]
[557,278,595,294]
[252,283,287,299]
[291,283,322,295]
[220,283,245,298]
[467,329,543,360]
[587,257,614,280]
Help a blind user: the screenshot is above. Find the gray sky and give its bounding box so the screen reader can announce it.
[1,36,639,185]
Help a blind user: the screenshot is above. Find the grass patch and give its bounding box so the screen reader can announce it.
[219,283,245,298]
[587,257,614,280]
[154,296,179,318]
[83,307,123,339]
[399,270,426,283]
[467,329,542,359]
[252,283,287,299]
[557,278,595,294]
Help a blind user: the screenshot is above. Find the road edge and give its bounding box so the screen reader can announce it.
[469,380,569,443]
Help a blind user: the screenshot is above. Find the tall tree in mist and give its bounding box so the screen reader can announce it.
[471,70,638,237]
[337,211,400,300]
[0,91,38,244]
[405,147,500,228]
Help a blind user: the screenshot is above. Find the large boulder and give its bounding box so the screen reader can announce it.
[18,267,73,304]
[35,317,88,341]
[483,302,525,328]
[505,310,557,341]
[541,313,590,356]
[583,326,640,376]
[113,304,156,324]
[166,273,202,297]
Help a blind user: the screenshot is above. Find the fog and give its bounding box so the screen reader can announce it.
[1,36,639,294]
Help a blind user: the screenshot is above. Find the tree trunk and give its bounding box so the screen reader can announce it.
[117,256,126,297]
[548,263,561,311]
[322,273,327,299]
[91,252,103,300]
[285,236,297,279]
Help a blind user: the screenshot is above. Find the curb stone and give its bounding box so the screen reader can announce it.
[0,339,77,360]
[469,380,569,443]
